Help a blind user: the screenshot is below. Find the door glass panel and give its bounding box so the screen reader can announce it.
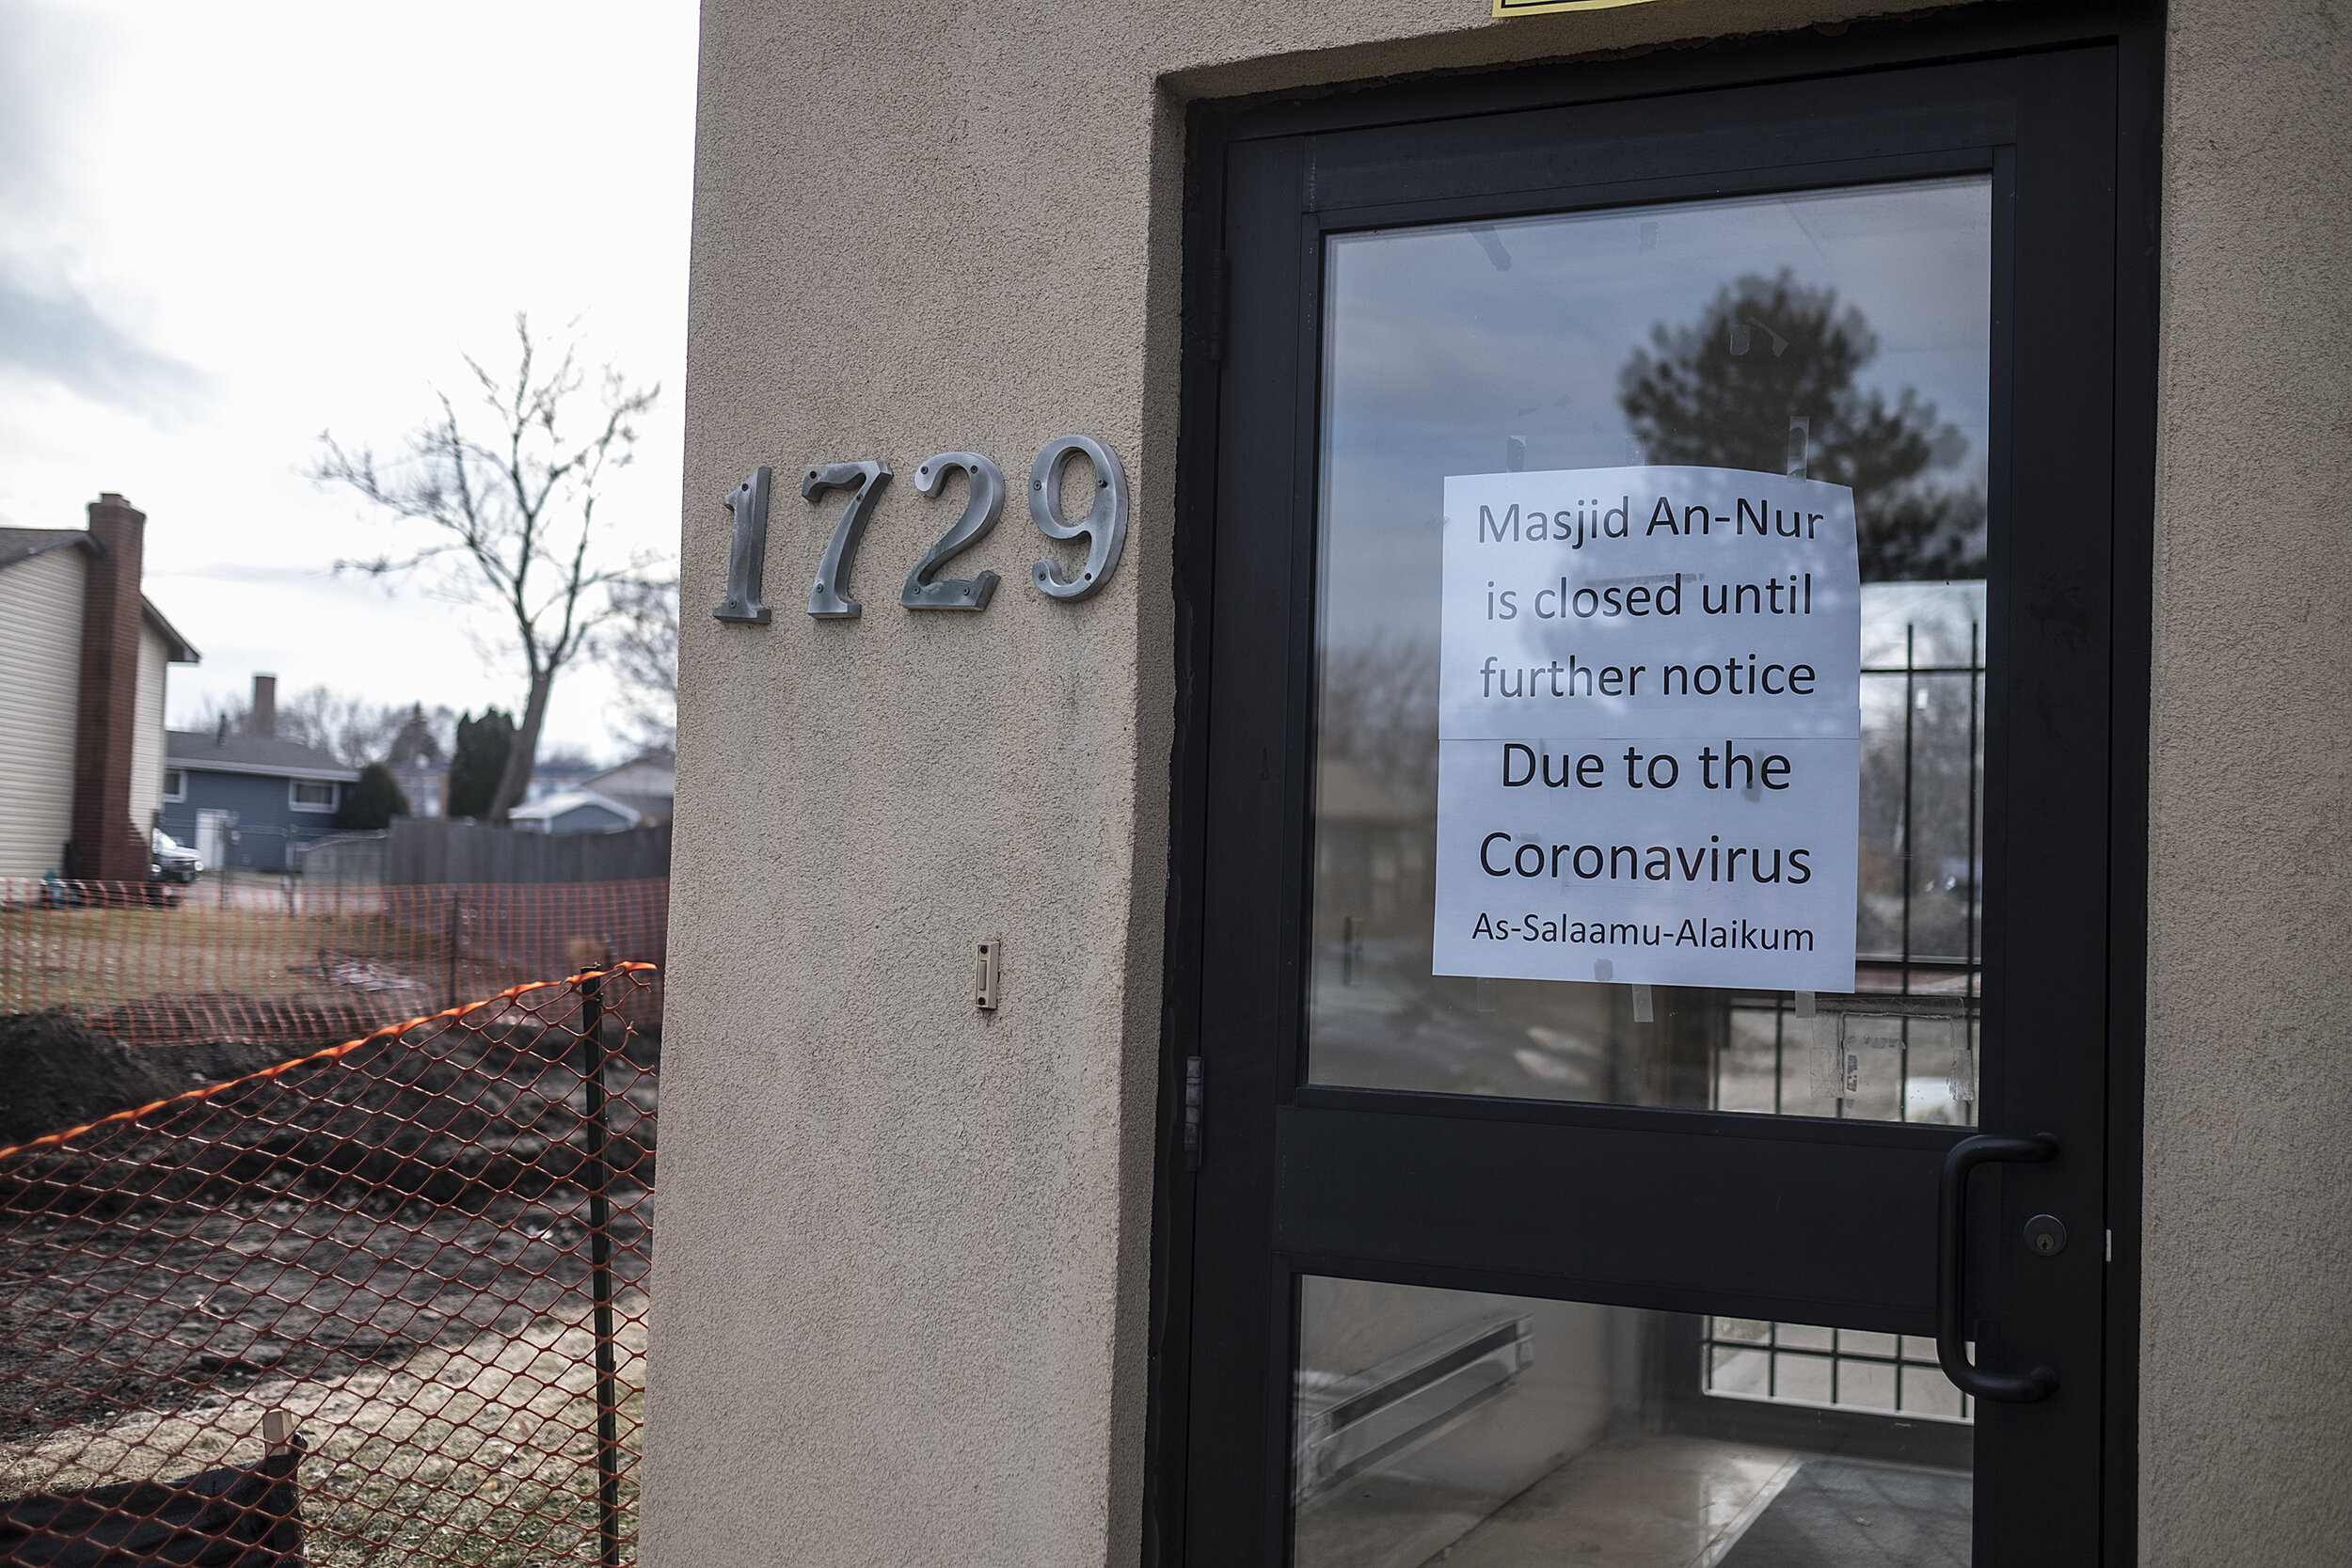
[1310,178,1991,1114]
[1293,1276,1971,1568]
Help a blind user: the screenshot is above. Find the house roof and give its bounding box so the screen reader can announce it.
[507,788,644,831]
[141,600,199,663]
[0,527,201,663]
[167,729,358,783]
[580,750,675,823]
[585,747,675,784]
[0,527,95,573]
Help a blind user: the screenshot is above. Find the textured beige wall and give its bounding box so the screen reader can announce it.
[2141,2,2352,1561]
[0,547,84,879]
[653,0,2352,1562]
[649,5,1879,1563]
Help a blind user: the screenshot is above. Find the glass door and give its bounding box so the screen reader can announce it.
[1296,176,1990,1568]
[1171,36,2130,1568]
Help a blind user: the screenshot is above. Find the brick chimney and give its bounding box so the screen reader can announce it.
[69,493,150,881]
[251,673,278,738]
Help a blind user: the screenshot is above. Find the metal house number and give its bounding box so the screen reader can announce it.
[711,436,1128,625]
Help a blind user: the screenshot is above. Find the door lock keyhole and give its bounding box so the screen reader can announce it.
[2024,1214,2068,1257]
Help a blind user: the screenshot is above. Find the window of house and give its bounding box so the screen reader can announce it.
[163,769,185,801]
[290,779,338,812]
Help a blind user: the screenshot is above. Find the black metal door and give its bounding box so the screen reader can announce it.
[1154,11,2154,1568]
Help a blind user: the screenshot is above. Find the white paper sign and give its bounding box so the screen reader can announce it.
[1432,466,1860,991]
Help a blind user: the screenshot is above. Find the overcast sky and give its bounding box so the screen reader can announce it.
[0,0,699,762]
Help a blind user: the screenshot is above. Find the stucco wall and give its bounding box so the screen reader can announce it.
[650,7,1877,1562]
[2141,2,2352,1560]
[0,546,84,879]
[654,0,2352,1563]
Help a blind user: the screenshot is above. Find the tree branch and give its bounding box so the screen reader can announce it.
[310,313,660,818]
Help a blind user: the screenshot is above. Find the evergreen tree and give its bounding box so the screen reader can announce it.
[448,709,515,820]
[1618,269,1985,580]
[335,763,411,831]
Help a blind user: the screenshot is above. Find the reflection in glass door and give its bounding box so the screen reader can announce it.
[1311,177,1991,1118]
[1299,180,1989,1561]
[1294,1279,1973,1568]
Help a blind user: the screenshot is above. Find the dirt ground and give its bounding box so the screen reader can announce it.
[1,1278,649,1566]
[0,1010,302,1148]
[0,1013,656,1560]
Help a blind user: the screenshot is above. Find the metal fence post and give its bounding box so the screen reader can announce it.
[445,896,462,1011]
[579,967,622,1566]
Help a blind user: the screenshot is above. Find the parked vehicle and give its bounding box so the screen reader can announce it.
[151,829,203,883]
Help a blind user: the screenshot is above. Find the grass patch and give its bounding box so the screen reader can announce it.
[0,905,426,1011]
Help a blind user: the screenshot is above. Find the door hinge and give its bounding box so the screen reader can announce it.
[1183,1054,1205,1169]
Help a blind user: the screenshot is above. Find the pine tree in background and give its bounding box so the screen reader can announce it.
[1619,269,1984,580]
[336,763,411,831]
[387,703,451,769]
[448,710,515,820]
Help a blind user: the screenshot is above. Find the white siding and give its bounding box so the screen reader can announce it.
[0,548,84,877]
[129,621,168,835]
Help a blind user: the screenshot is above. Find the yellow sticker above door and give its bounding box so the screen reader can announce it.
[1493,0,1677,19]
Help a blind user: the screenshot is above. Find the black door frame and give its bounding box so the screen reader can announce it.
[1146,7,2160,1565]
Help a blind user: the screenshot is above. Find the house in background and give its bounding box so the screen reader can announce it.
[0,494,200,880]
[506,788,642,835]
[581,748,675,824]
[161,675,358,874]
[507,748,675,832]
[524,755,600,804]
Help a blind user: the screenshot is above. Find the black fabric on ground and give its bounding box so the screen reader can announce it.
[0,1439,303,1566]
[1717,1457,1970,1568]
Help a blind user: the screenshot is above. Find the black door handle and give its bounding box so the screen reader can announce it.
[1937,1132,2059,1402]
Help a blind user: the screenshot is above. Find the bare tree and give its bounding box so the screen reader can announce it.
[603,574,677,750]
[311,314,658,820]
[190,684,432,769]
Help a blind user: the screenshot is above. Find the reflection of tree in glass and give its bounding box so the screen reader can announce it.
[1618,270,1984,580]
[1319,631,1439,812]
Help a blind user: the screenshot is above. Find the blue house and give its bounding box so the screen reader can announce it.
[162,723,358,875]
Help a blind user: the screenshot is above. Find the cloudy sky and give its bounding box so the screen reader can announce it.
[0,0,700,760]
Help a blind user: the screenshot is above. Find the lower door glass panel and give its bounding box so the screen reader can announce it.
[1294,1276,1971,1568]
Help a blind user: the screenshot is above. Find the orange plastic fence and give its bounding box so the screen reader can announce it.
[0,965,658,1566]
[0,879,667,1047]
